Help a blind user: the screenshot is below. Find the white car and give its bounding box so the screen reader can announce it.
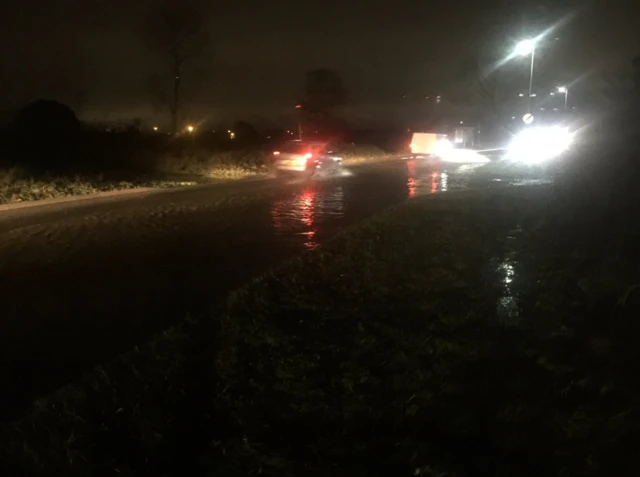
[271,141,343,178]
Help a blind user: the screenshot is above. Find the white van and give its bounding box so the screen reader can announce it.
[409,132,452,158]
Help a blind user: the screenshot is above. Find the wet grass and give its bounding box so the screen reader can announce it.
[2,184,640,476]
[340,144,397,165]
[154,149,268,179]
[0,145,394,205]
[0,167,195,205]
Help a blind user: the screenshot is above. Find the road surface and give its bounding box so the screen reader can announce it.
[0,158,547,417]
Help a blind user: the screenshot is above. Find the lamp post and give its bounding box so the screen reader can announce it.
[295,104,303,140]
[514,39,537,114]
[557,86,568,111]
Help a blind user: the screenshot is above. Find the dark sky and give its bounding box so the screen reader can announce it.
[1,0,638,127]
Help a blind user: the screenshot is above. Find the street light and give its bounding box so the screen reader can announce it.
[557,86,568,111]
[186,125,194,133]
[514,39,535,56]
[514,39,537,114]
[294,104,303,140]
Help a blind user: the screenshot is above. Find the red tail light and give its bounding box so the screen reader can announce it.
[273,151,280,155]
[303,152,313,159]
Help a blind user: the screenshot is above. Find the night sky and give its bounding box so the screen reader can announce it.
[1,0,638,127]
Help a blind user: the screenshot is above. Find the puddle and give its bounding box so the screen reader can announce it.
[495,227,526,325]
[270,184,345,250]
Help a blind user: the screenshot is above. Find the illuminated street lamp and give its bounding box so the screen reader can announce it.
[153,126,159,132]
[514,39,536,56]
[186,125,194,133]
[557,86,569,111]
[514,38,537,114]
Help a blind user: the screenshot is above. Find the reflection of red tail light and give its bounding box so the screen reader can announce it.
[406,160,416,198]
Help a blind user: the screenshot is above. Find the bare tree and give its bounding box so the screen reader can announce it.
[147,0,209,134]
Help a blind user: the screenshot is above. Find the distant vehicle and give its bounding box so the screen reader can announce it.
[271,141,343,178]
[409,132,452,158]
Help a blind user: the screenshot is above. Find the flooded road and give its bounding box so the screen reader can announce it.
[266,159,507,249]
[0,157,548,414]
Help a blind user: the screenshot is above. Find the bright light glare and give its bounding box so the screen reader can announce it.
[557,86,567,93]
[153,126,158,131]
[303,153,313,159]
[273,151,280,155]
[507,126,573,163]
[433,138,453,157]
[514,39,536,56]
[186,125,194,133]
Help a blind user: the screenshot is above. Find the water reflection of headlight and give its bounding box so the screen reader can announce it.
[507,126,573,163]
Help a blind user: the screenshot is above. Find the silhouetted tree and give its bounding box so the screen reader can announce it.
[147,0,210,134]
[12,99,81,169]
[232,121,260,144]
[13,100,80,136]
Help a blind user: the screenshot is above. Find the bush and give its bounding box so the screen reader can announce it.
[13,100,80,137]
[11,100,81,170]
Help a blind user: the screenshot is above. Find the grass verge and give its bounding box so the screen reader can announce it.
[0,145,395,205]
[2,185,639,476]
[154,149,268,179]
[0,167,196,205]
[339,144,397,165]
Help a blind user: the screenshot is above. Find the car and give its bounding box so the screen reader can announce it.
[271,141,343,178]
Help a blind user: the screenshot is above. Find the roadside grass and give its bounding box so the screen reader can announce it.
[340,144,397,165]
[0,167,195,205]
[0,144,395,205]
[154,149,268,179]
[3,184,640,475]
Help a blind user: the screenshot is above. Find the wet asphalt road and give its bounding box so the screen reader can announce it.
[0,157,545,416]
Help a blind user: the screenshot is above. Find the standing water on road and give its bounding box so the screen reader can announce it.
[0,158,552,417]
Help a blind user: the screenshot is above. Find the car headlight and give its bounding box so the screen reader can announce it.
[507,126,573,163]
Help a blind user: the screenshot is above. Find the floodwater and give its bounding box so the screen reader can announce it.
[266,159,507,250]
[0,157,550,414]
